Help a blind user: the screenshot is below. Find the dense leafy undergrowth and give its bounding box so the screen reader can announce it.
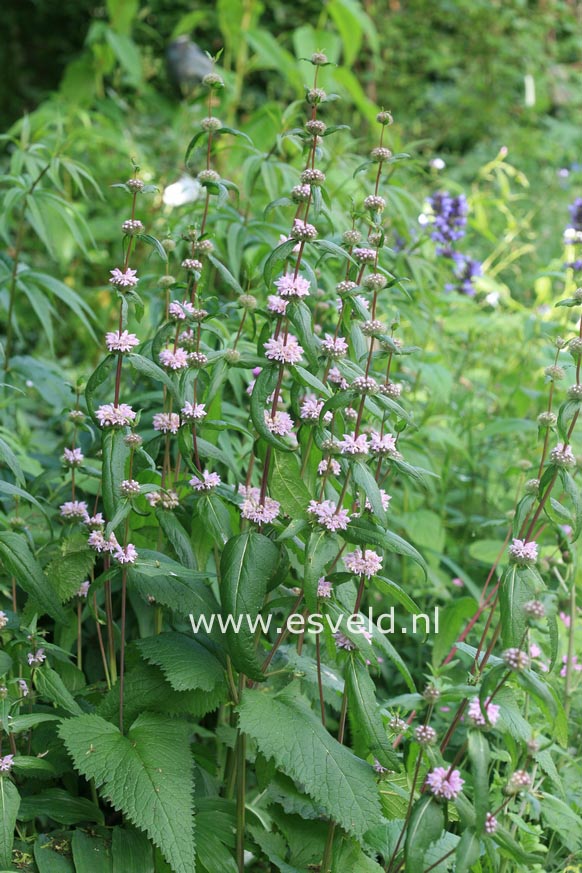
[1,44,582,873]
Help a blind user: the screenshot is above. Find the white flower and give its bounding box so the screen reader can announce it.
[159,348,189,370]
[318,458,341,476]
[344,547,383,578]
[467,696,500,728]
[169,300,196,320]
[274,273,310,298]
[114,543,138,564]
[62,447,84,467]
[96,403,137,428]
[190,470,221,491]
[264,410,294,436]
[321,334,348,358]
[181,402,207,421]
[60,501,89,520]
[317,577,333,598]
[88,531,119,553]
[508,538,538,565]
[153,412,180,434]
[307,499,350,531]
[370,431,401,457]
[105,330,140,352]
[339,432,370,455]
[109,267,138,287]
[267,295,289,314]
[328,367,348,389]
[239,486,280,524]
[264,334,304,365]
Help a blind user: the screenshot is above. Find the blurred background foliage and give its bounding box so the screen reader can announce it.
[1,0,582,694]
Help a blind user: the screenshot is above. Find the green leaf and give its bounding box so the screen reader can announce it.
[105,29,142,87]
[270,451,310,518]
[352,460,386,525]
[156,510,196,568]
[237,688,382,838]
[102,427,130,521]
[539,793,582,852]
[136,233,167,261]
[128,551,219,620]
[127,354,181,406]
[19,788,103,825]
[454,829,481,873]
[432,598,476,667]
[251,368,294,452]
[11,755,57,778]
[560,469,582,540]
[346,658,400,770]
[59,713,195,873]
[197,493,233,546]
[499,564,537,649]
[303,530,339,611]
[404,795,445,873]
[137,632,225,692]
[0,652,11,677]
[33,665,83,716]
[467,730,489,831]
[263,239,298,286]
[220,532,280,680]
[311,238,355,265]
[45,535,95,602]
[0,435,24,485]
[0,777,19,869]
[99,662,227,724]
[492,824,544,865]
[107,0,139,34]
[0,532,66,621]
[72,830,113,873]
[516,670,568,747]
[27,271,97,340]
[375,576,420,614]
[290,365,330,397]
[86,354,116,425]
[6,713,62,734]
[208,254,244,295]
[0,480,51,526]
[112,827,154,873]
[344,517,427,579]
[286,301,321,369]
[34,833,75,872]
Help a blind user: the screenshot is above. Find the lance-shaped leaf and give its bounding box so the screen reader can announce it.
[304,530,339,611]
[271,451,310,518]
[85,354,116,425]
[220,532,280,681]
[0,778,20,869]
[102,427,129,521]
[344,517,427,579]
[0,532,66,621]
[455,829,482,873]
[59,713,195,873]
[404,794,445,873]
[467,729,489,831]
[352,460,386,525]
[346,658,400,770]
[237,688,382,838]
[127,353,182,406]
[286,301,321,369]
[499,564,537,648]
